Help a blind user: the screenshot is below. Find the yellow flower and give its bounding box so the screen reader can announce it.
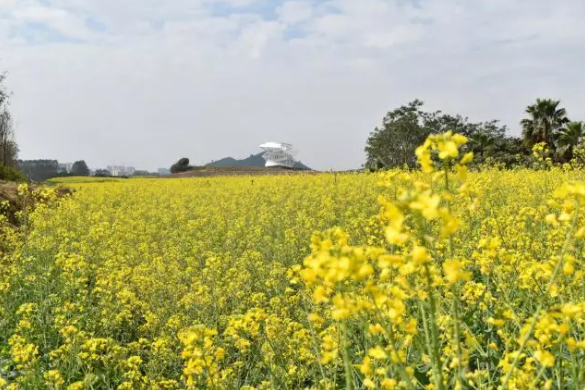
[438,140,459,159]
[411,245,430,266]
[409,192,441,220]
[460,152,474,164]
[359,356,373,375]
[307,313,324,324]
[313,286,330,303]
[533,349,555,367]
[363,378,376,389]
[368,346,388,360]
[44,370,64,388]
[381,378,397,389]
[215,347,225,360]
[443,259,471,285]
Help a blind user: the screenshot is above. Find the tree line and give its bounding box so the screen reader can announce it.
[16,160,90,182]
[365,99,583,170]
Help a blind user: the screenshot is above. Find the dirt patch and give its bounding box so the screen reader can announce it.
[0,181,73,227]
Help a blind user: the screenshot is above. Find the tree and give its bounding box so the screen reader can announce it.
[170,158,193,174]
[0,68,18,168]
[556,122,584,161]
[0,164,26,181]
[132,170,153,176]
[468,132,496,159]
[365,100,429,169]
[483,137,531,167]
[521,99,569,149]
[18,160,59,182]
[94,169,111,177]
[71,160,90,176]
[365,100,509,169]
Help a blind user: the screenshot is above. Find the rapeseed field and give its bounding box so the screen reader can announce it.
[3,133,585,389]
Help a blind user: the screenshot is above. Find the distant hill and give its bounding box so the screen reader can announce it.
[206,153,311,170]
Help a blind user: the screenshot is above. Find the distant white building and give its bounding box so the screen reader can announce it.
[107,165,136,177]
[259,142,297,168]
[158,168,171,176]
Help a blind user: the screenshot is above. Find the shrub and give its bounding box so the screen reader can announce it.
[0,164,26,182]
[170,157,193,174]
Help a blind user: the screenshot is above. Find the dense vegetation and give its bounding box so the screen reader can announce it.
[2,133,585,389]
[365,99,583,170]
[170,158,194,174]
[4,54,585,389]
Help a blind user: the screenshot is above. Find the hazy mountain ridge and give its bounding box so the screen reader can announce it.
[206,153,311,170]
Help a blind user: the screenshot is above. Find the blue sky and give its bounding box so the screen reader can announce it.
[1,0,584,170]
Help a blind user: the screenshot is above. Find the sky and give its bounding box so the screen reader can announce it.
[1,0,584,171]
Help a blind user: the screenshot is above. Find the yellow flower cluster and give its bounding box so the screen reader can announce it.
[3,132,585,389]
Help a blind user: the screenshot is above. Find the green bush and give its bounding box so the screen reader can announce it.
[0,164,27,182]
[170,157,193,174]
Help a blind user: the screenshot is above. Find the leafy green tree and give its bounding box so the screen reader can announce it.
[0,164,26,181]
[521,99,569,149]
[365,100,508,169]
[556,122,584,161]
[71,160,90,176]
[484,137,531,167]
[365,100,432,169]
[170,158,193,174]
[94,169,112,177]
[468,132,496,159]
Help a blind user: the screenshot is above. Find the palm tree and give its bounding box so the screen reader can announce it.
[468,132,495,159]
[556,121,584,161]
[521,99,569,148]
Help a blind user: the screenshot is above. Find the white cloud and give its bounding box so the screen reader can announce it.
[276,1,313,25]
[12,5,95,40]
[1,0,585,171]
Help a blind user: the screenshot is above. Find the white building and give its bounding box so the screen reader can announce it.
[259,142,297,168]
[107,165,136,177]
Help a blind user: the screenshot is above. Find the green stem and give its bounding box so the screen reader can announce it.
[529,365,548,389]
[340,321,354,390]
[444,159,465,386]
[443,161,454,260]
[501,200,580,389]
[451,285,465,388]
[424,263,445,390]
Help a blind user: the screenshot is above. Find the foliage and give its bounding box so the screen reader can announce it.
[170,157,193,174]
[0,164,26,182]
[132,170,155,177]
[94,169,112,177]
[17,160,59,182]
[4,133,585,389]
[366,98,584,170]
[521,98,569,149]
[0,69,18,167]
[556,122,584,161]
[365,100,509,170]
[365,100,429,169]
[71,160,90,176]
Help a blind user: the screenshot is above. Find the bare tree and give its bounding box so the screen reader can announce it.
[0,69,18,167]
